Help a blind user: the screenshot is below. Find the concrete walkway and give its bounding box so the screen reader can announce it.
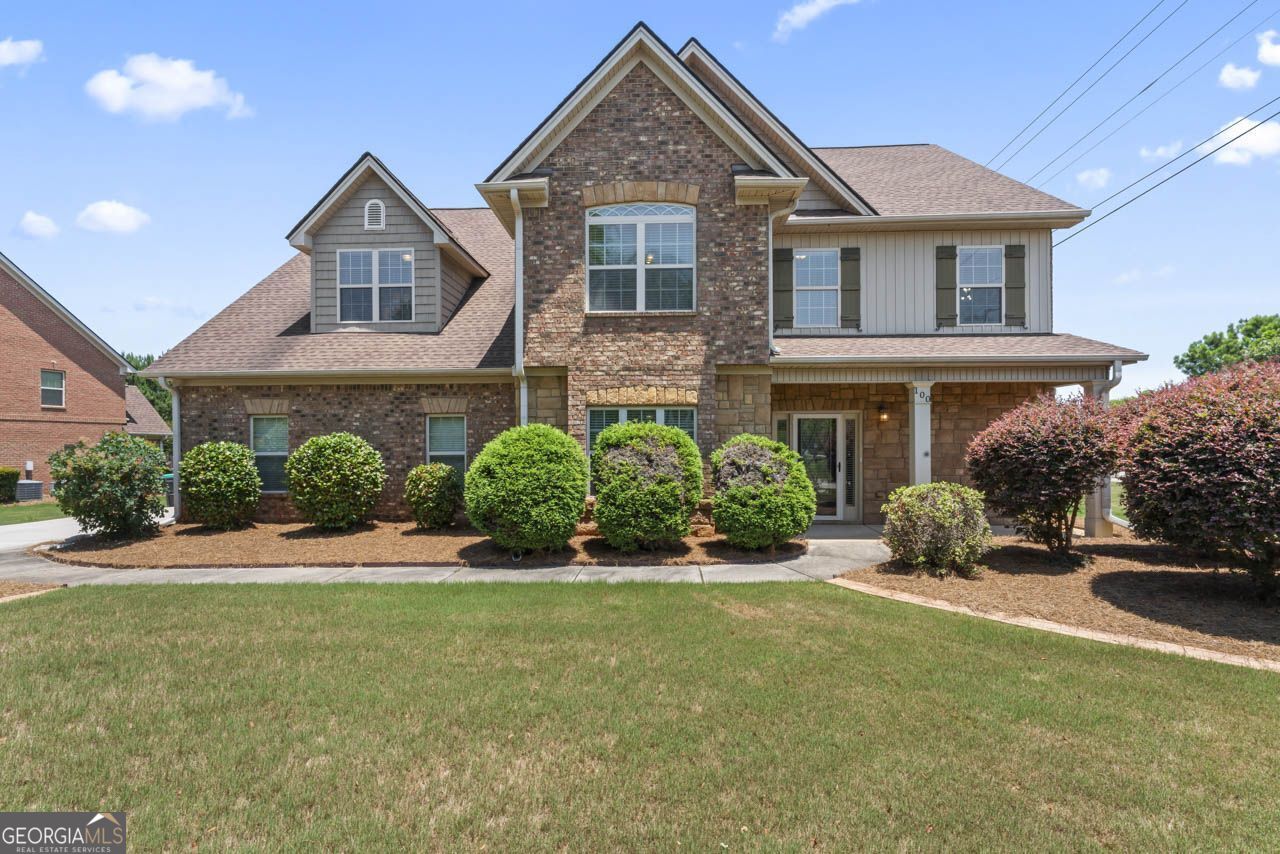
[0,509,174,553]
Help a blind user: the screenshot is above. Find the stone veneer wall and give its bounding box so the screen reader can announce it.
[177,382,517,522]
[929,382,1050,486]
[526,373,568,431]
[713,372,773,446]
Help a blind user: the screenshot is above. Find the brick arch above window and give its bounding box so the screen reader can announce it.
[581,181,700,207]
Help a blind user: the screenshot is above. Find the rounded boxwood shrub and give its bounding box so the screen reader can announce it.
[882,482,991,578]
[1121,362,1280,599]
[180,441,261,529]
[465,424,588,553]
[284,432,386,530]
[591,422,702,552]
[710,434,816,550]
[404,463,463,530]
[47,431,167,539]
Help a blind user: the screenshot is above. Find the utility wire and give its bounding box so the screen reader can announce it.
[1037,4,1280,187]
[1026,0,1261,183]
[985,0,1169,166]
[1056,102,1280,246]
[994,0,1192,172]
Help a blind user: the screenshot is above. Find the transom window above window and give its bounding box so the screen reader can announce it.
[958,246,1003,325]
[793,249,840,328]
[40,369,65,407]
[338,248,414,323]
[586,204,695,312]
[587,407,696,452]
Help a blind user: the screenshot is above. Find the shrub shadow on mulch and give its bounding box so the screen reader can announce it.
[1090,568,1279,646]
[981,544,1089,577]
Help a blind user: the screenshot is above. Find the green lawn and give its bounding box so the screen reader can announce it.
[0,502,65,526]
[1,584,1276,849]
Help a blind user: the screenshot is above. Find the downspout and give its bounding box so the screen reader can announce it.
[159,376,180,519]
[511,188,527,424]
[1099,359,1125,527]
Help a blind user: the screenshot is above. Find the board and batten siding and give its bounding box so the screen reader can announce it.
[775,229,1052,334]
[311,175,441,334]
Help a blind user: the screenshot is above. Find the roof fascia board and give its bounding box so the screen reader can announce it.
[678,39,877,216]
[145,367,516,382]
[782,209,1091,230]
[770,353,1147,366]
[0,250,131,373]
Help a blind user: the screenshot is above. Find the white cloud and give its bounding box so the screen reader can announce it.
[1201,117,1280,165]
[18,211,58,239]
[85,54,251,121]
[1218,62,1260,90]
[131,296,203,319]
[0,37,42,68]
[1075,167,1112,190]
[76,201,150,233]
[773,0,863,43]
[1139,140,1183,160]
[732,40,748,51]
[1258,30,1280,66]
[1112,264,1175,285]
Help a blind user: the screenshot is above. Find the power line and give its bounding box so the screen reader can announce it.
[1036,4,1280,187]
[1025,0,1261,183]
[985,0,1169,166]
[994,0,1192,172]
[1056,103,1280,246]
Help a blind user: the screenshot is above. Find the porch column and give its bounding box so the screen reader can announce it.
[906,381,934,485]
[1082,381,1115,538]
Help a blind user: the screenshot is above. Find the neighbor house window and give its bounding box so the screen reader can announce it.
[958,246,1003,325]
[364,199,385,231]
[39,369,65,407]
[587,407,696,452]
[338,248,414,322]
[426,415,466,475]
[250,416,288,493]
[586,204,695,312]
[793,249,839,327]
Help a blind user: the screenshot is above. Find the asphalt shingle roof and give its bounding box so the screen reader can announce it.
[773,333,1146,363]
[124,386,172,437]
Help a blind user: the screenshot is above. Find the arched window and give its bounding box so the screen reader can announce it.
[364,199,385,231]
[586,203,695,312]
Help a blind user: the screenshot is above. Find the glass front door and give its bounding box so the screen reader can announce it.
[795,416,841,518]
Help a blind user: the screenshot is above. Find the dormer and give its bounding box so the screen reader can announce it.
[287,153,488,334]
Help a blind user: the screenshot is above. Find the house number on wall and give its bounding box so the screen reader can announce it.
[912,389,932,405]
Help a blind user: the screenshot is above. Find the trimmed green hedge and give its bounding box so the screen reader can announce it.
[0,467,18,503]
[47,432,167,539]
[882,482,991,578]
[284,433,386,530]
[591,422,702,551]
[404,463,463,530]
[180,441,261,529]
[710,434,816,550]
[465,424,588,552]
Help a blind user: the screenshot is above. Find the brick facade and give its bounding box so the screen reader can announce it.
[177,381,517,521]
[0,266,126,484]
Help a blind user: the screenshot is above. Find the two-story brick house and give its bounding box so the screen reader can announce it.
[146,23,1145,528]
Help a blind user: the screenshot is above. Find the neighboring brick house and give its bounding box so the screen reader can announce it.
[145,22,1145,529]
[0,251,167,489]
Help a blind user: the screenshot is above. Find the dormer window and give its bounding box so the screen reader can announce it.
[338,249,414,322]
[586,203,695,312]
[364,199,385,231]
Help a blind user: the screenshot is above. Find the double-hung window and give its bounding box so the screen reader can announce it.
[426,415,466,475]
[338,248,414,322]
[793,249,839,327]
[40,369,65,407]
[586,204,695,312]
[587,407,696,452]
[250,416,288,493]
[957,246,1003,325]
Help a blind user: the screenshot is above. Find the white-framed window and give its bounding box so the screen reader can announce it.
[250,416,289,493]
[793,249,840,327]
[338,248,414,323]
[364,199,385,231]
[426,415,466,475]
[957,246,1003,325]
[586,203,695,312]
[39,369,65,407]
[587,407,696,452]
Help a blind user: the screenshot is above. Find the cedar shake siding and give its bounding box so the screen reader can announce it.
[311,174,441,333]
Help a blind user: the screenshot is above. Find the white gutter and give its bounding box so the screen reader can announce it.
[159,377,180,519]
[137,367,514,381]
[784,209,1091,228]
[511,188,528,425]
[770,353,1147,366]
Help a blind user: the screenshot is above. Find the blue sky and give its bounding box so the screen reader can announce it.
[3,0,1277,395]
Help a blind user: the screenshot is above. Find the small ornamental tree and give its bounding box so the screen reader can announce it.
[465,424,588,553]
[404,463,463,530]
[1122,362,1280,600]
[966,393,1116,555]
[591,422,702,551]
[710,434,816,550]
[47,431,167,539]
[284,433,386,530]
[882,482,992,578]
[180,441,261,529]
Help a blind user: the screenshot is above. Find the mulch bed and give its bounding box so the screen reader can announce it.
[843,529,1280,663]
[0,581,60,599]
[42,521,806,569]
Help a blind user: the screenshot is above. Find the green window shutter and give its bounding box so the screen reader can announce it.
[839,247,861,330]
[773,247,794,329]
[935,245,957,328]
[1004,244,1026,327]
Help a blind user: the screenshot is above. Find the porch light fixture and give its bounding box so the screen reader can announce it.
[877,403,889,422]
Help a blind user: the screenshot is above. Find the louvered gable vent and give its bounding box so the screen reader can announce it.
[364,199,385,231]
